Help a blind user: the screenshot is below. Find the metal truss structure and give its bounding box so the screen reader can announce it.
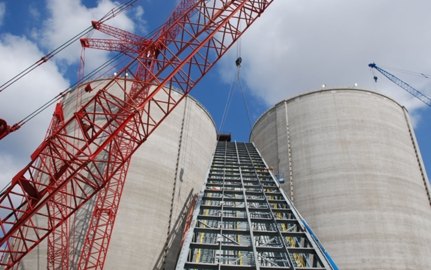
[368,63,431,107]
[0,0,274,269]
[176,141,337,270]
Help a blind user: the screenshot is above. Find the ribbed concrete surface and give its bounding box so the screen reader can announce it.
[250,89,431,270]
[21,79,217,269]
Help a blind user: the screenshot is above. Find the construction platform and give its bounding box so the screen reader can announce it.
[176,142,337,269]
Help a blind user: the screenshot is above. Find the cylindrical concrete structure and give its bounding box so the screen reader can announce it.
[21,79,217,269]
[250,88,431,270]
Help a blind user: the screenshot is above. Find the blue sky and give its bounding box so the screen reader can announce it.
[0,0,430,186]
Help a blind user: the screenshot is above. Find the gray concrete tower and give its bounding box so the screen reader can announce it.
[250,88,431,270]
[21,79,217,269]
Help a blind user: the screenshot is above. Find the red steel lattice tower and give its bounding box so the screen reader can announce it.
[0,0,274,269]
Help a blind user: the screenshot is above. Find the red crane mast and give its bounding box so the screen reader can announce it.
[54,2,216,268]
[0,0,274,269]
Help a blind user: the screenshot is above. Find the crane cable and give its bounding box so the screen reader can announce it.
[220,41,242,133]
[219,71,236,133]
[219,40,253,133]
[1,0,186,125]
[0,26,92,94]
[237,66,253,130]
[16,52,125,127]
[369,65,378,83]
[0,0,137,94]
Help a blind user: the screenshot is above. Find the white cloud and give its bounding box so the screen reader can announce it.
[132,5,147,34]
[37,0,138,72]
[0,3,5,26]
[0,34,69,187]
[218,0,431,115]
[135,5,144,18]
[29,5,41,21]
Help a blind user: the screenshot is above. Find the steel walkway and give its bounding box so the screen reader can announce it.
[176,142,337,270]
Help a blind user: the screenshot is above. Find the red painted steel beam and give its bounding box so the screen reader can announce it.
[0,1,274,268]
[77,158,131,269]
[72,2,203,268]
[45,103,71,270]
[91,21,144,45]
[80,37,145,54]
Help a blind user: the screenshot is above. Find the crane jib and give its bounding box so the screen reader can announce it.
[0,1,275,268]
[369,62,431,107]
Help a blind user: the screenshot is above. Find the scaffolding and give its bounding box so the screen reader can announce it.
[176,142,337,270]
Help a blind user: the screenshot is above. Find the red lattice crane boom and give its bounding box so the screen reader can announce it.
[50,4,207,268]
[75,24,156,270]
[0,0,274,269]
[80,22,148,54]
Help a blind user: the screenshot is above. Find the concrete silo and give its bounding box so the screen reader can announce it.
[250,88,431,270]
[21,79,217,269]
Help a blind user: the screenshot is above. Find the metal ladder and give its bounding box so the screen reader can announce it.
[176,141,338,270]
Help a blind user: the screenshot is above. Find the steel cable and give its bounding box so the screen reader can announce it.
[16,52,125,126]
[0,0,137,94]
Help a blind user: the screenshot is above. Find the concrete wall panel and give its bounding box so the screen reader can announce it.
[251,89,431,270]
